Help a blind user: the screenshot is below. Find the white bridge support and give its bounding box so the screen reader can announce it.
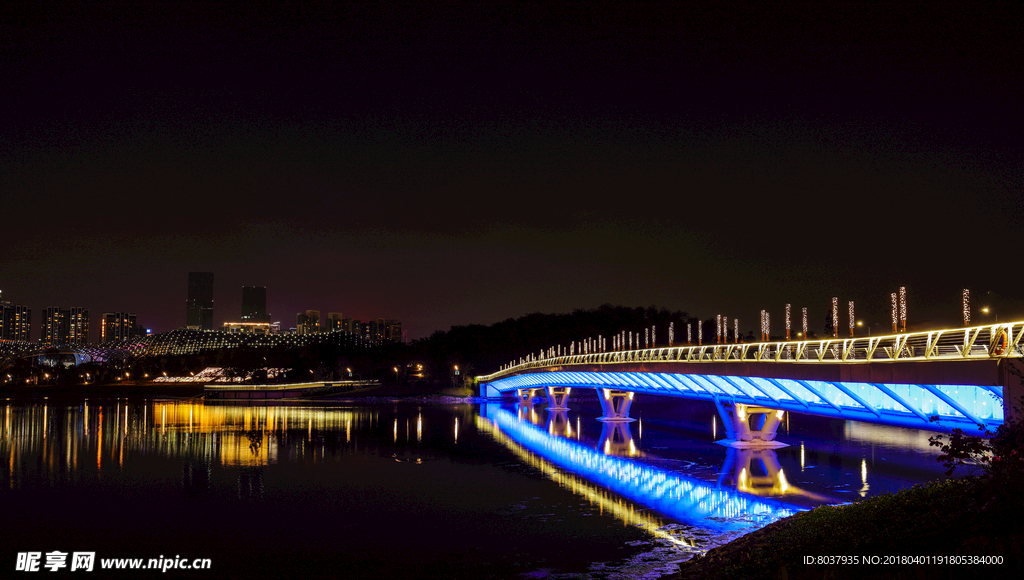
[516,388,542,406]
[597,388,636,422]
[545,386,571,410]
[714,400,788,448]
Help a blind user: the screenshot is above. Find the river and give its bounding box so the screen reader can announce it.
[0,395,950,578]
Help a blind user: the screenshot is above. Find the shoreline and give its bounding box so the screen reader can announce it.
[0,382,476,402]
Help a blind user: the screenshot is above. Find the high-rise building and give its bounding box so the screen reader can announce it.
[186,272,214,330]
[0,291,32,341]
[385,319,403,343]
[296,310,320,335]
[40,307,89,344]
[40,307,62,343]
[101,312,139,342]
[350,319,363,342]
[67,307,88,344]
[241,286,268,323]
[326,312,344,332]
[366,318,402,345]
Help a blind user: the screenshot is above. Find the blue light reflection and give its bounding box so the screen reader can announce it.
[480,404,803,533]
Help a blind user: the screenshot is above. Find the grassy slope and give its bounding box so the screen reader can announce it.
[677,475,1022,579]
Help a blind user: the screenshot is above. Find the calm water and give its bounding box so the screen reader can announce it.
[0,395,950,578]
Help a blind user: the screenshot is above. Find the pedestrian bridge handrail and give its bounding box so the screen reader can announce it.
[478,321,1024,383]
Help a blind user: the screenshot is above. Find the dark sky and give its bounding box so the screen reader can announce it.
[2,1,1021,341]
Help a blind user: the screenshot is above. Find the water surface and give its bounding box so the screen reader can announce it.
[1,396,950,578]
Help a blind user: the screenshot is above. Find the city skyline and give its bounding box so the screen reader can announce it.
[1,2,1020,341]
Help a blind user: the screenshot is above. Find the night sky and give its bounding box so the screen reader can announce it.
[2,2,1021,341]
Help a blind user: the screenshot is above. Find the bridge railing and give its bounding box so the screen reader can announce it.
[478,321,1024,383]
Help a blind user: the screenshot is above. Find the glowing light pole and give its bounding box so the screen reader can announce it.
[669,322,674,347]
[716,314,722,344]
[963,289,970,326]
[686,323,691,345]
[891,292,898,333]
[734,318,739,344]
[848,301,855,337]
[899,286,907,332]
[831,297,838,338]
[785,304,791,340]
[698,320,702,346]
[802,307,808,339]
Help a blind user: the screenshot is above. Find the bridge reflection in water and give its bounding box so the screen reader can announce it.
[480,403,808,540]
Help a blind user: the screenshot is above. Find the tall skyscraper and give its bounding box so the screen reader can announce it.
[186,272,214,330]
[241,286,268,323]
[0,291,32,341]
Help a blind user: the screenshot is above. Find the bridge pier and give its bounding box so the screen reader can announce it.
[1001,358,1024,425]
[516,388,543,406]
[597,388,636,422]
[714,400,788,448]
[545,386,571,410]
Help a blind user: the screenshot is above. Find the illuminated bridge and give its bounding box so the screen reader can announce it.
[477,322,1024,442]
